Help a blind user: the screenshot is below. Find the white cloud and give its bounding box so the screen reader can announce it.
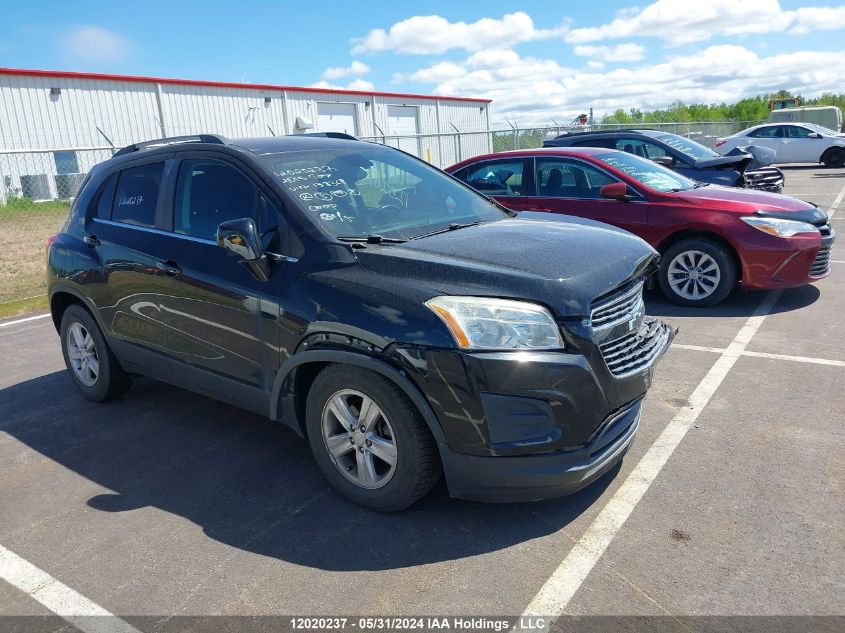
[791,6,845,34]
[587,60,605,69]
[322,60,371,80]
[402,44,845,125]
[573,43,645,62]
[565,0,840,46]
[64,26,130,62]
[346,78,375,91]
[352,12,567,55]
[311,78,375,92]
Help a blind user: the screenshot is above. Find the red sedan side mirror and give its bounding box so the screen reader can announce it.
[599,182,629,200]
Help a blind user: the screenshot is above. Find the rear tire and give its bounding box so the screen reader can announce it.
[305,364,441,511]
[822,147,845,168]
[659,238,737,307]
[60,304,130,401]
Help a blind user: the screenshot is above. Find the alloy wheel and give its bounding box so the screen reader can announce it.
[667,250,721,302]
[66,322,99,387]
[321,389,398,489]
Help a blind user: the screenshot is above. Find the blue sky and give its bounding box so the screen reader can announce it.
[2,0,844,124]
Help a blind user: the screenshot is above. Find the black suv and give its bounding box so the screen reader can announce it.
[544,129,784,192]
[47,134,672,511]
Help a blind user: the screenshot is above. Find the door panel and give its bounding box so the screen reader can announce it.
[530,157,649,239]
[83,160,183,366]
[155,157,286,391]
[781,126,819,163]
[746,126,783,160]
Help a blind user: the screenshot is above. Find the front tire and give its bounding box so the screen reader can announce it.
[60,304,130,401]
[306,364,441,511]
[659,238,737,307]
[822,147,845,168]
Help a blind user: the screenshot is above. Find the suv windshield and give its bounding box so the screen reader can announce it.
[646,132,719,160]
[595,151,697,192]
[261,146,506,240]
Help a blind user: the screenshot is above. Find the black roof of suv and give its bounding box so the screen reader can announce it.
[46,133,671,510]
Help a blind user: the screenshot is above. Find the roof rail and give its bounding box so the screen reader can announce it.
[113,134,228,157]
[301,132,358,141]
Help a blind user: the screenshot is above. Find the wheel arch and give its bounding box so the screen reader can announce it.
[49,285,104,333]
[820,145,845,165]
[270,350,447,446]
[656,229,744,282]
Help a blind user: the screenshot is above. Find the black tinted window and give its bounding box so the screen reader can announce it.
[96,173,118,219]
[174,159,280,244]
[112,163,164,227]
[572,138,615,149]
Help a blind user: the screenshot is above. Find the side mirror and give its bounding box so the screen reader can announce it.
[808,132,822,139]
[599,182,630,201]
[652,156,675,168]
[216,218,270,281]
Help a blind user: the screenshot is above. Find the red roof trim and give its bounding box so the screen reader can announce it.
[0,67,492,104]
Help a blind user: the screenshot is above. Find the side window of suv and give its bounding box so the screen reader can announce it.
[111,162,165,227]
[463,159,527,196]
[616,139,672,161]
[174,159,282,248]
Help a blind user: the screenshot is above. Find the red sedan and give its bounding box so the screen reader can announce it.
[447,148,835,306]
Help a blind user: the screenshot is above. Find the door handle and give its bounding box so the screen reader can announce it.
[156,259,182,276]
[83,234,99,248]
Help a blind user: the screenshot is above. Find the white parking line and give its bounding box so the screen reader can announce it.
[0,313,50,328]
[673,343,845,367]
[829,181,845,218]
[0,544,140,633]
[521,290,782,620]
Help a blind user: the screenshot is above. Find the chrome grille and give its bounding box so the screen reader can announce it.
[600,318,671,378]
[810,244,832,277]
[590,281,645,330]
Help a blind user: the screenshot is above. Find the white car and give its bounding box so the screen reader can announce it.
[716,122,845,168]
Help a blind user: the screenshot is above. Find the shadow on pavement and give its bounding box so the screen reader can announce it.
[645,284,820,319]
[0,370,617,572]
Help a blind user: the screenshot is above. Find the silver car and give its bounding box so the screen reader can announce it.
[716,122,845,168]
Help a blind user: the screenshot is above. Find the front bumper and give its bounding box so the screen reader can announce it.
[440,400,641,502]
[390,316,673,502]
[742,226,835,289]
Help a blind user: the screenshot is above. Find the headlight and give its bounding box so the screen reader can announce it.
[425,296,564,350]
[741,216,817,237]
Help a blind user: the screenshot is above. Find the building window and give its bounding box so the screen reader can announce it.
[54,151,80,175]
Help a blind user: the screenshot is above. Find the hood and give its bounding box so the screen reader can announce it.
[353,215,657,318]
[694,153,753,172]
[676,184,826,220]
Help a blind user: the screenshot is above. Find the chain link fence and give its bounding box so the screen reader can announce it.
[0,120,765,205]
[361,120,765,169]
[0,147,114,205]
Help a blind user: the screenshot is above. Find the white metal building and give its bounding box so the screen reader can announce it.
[0,67,492,202]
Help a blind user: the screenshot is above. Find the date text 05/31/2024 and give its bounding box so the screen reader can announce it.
[289,617,550,631]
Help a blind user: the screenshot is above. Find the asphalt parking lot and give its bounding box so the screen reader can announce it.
[1,165,843,631]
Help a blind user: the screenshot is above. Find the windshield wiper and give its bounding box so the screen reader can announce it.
[692,182,710,188]
[410,221,484,240]
[336,235,406,244]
